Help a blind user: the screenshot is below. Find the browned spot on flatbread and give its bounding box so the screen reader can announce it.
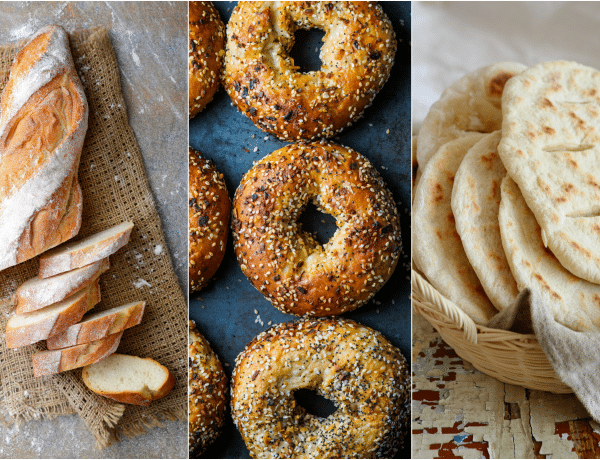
[571,241,593,260]
[555,182,575,203]
[587,175,600,190]
[593,294,600,307]
[549,72,562,91]
[447,212,455,224]
[569,158,579,169]
[537,177,551,194]
[490,180,500,200]
[432,182,444,203]
[533,273,563,301]
[541,98,554,109]
[589,89,597,97]
[569,111,586,129]
[563,183,574,193]
[543,126,555,135]
[488,72,515,97]
[480,151,497,169]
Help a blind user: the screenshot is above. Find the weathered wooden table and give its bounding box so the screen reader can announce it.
[412,312,600,459]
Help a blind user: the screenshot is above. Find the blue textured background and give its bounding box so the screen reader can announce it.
[189,2,411,458]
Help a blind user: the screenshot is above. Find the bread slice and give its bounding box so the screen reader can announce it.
[46,301,145,350]
[16,258,109,314]
[82,353,175,406]
[32,331,122,377]
[5,281,101,349]
[38,222,134,278]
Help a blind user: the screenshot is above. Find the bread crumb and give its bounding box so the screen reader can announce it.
[154,244,163,255]
[133,278,152,289]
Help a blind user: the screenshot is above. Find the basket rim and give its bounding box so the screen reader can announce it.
[412,266,539,342]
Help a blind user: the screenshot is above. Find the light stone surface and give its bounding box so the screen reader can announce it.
[0,2,186,458]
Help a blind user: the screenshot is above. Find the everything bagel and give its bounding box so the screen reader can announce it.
[189,320,228,456]
[231,317,410,458]
[189,148,230,292]
[232,142,401,316]
[189,1,225,117]
[224,1,396,141]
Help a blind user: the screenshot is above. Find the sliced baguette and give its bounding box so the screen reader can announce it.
[16,258,109,314]
[32,331,123,377]
[38,222,134,278]
[5,281,101,349]
[82,353,175,405]
[46,301,145,350]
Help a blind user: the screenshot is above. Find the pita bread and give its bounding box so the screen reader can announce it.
[413,134,497,324]
[499,61,600,284]
[412,135,421,197]
[417,62,526,169]
[451,131,519,311]
[499,176,600,333]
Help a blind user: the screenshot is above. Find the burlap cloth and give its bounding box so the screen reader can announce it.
[0,27,187,448]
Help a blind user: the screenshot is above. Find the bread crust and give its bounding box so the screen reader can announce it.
[231,318,410,458]
[32,331,122,377]
[0,25,88,272]
[81,354,175,406]
[189,1,225,117]
[38,221,133,278]
[224,1,396,141]
[46,301,145,350]
[188,320,227,456]
[189,148,230,292]
[232,142,401,316]
[16,257,109,314]
[5,280,101,349]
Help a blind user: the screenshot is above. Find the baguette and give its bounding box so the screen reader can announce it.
[38,221,134,278]
[15,258,109,314]
[82,353,175,406]
[5,280,101,349]
[0,25,88,272]
[46,301,145,350]
[32,331,122,377]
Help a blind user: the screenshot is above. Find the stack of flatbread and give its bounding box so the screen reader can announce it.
[413,60,600,334]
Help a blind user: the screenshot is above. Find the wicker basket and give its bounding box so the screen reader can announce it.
[412,269,573,394]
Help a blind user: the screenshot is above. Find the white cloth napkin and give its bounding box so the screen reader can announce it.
[488,289,600,423]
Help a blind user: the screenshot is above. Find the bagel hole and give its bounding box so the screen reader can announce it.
[298,202,337,246]
[289,28,325,73]
[294,388,337,418]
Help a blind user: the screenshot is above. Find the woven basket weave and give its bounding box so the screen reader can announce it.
[412,269,573,394]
